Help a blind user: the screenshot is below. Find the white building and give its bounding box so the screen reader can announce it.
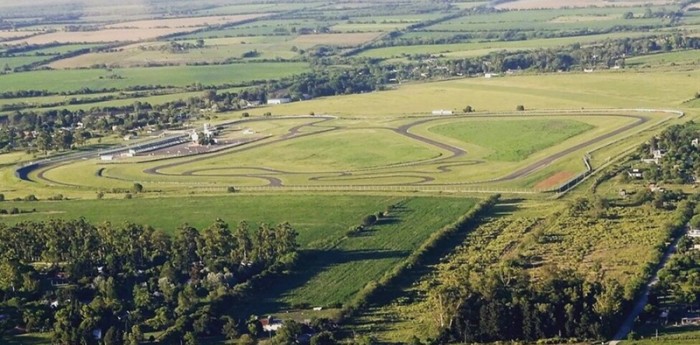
[688,229,700,238]
[627,169,643,179]
[432,110,453,116]
[267,98,291,105]
[99,155,114,161]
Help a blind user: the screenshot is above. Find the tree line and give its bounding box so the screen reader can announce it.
[0,218,299,344]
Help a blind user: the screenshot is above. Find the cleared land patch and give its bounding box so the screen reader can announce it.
[534,171,575,190]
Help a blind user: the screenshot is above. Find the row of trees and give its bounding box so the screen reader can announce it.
[0,218,299,344]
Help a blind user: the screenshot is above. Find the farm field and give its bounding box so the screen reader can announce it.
[0,62,308,93]
[49,32,382,68]
[357,32,654,59]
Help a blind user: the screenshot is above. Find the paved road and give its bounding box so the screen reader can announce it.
[608,230,685,345]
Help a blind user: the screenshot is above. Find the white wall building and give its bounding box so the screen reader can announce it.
[267,98,291,105]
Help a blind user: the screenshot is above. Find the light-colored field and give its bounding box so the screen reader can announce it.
[235,70,700,117]
[0,30,35,39]
[358,32,652,59]
[496,0,675,10]
[2,28,193,45]
[549,15,616,23]
[0,62,309,93]
[290,32,382,46]
[105,14,264,29]
[48,32,380,68]
[626,50,700,66]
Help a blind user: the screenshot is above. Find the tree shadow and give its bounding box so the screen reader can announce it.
[235,248,409,316]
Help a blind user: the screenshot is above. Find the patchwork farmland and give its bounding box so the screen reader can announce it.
[1,0,699,344]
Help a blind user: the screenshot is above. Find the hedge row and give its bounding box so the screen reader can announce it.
[339,194,501,320]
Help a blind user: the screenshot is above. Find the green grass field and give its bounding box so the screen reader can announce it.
[0,194,394,238]
[243,196,477,310]
[429,118,593,161]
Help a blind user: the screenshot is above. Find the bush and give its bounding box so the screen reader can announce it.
[264,112,272,117]
[463,105,473,113]
[9,207,19,215]
[362,214,377,227]
[124,193,133,199]
[0,193,4,202]
[132,183,144,193]
[48,194,64,201]
[24,194,38,201]
[96,191,105,200]
[242,112,250,118]
[516,105,525,111]
[227,186,236,193]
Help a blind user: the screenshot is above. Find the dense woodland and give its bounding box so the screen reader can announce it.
[0,219,312,344]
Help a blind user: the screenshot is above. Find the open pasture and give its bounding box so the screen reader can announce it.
[357,32,653,58]
[48,32,380,68]
[2,28,194,45]
[426,7,669,32]
[0,62,309,93]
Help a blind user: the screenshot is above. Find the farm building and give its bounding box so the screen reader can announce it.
[261,316,283,332]
[99,155,114,161]
[268,98,291,105]
[627,169,643,179]
[688,229,700,238]
[432,109,453,116]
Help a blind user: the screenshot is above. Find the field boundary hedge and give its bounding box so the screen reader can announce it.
[339,194,500,320]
